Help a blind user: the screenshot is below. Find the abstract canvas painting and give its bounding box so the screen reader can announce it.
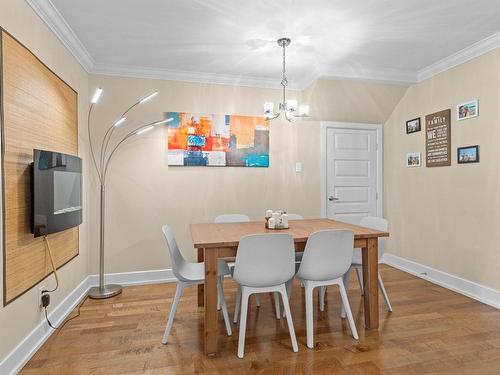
[167,112,269,167]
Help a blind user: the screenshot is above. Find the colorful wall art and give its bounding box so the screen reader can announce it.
[167,112,269,167]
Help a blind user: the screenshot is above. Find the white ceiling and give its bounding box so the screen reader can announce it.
[30,0,500,88]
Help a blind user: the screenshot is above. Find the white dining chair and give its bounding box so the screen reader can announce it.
[339,216,392,315]
[161,225,232,344]
[213,214,265,311]
[297,229,359,348]
[233,233,298,358]
[287,213,304,262]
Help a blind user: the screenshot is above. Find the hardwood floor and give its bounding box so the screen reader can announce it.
[21,265,500,374]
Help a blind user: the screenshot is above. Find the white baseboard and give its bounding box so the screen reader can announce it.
[383,253,500,309]
[0,268,175,375]
[0,276,90,375]
[88,268,176,287]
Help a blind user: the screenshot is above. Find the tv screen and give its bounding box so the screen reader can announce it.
[31,149,82,237]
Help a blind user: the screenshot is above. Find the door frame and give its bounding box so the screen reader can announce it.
[320,121,384,219]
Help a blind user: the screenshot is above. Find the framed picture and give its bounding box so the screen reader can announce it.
[406,152,421,167]
[406,117,421,134]
[457,145,479,164]
[457,100,478,121]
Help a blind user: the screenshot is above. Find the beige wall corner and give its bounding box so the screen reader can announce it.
[384,48,500,291]
[301,78,409,123]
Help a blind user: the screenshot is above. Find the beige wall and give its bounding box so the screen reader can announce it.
[88,76,321,272]
[384,48,500,290]
[0,0,91,362]
[88,75,408,273]
[302,78,409,123]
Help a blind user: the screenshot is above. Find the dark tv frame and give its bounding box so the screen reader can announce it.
[31,149,83,237]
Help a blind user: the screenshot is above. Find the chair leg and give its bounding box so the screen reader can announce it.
[319,286,326,311]
[162,282,185,344]
[340,269,351,318]
[254,294,261,307]
[217,279,232,336]
[233,286,241,324]
[217,275,223,311]
[338,279,359,340]
[274,292,281,319]
[283,278,293,318]
[237,288,250,358]
[355,267,364,295]
[304,281,315,348]
[378,273,393,312]
[279,284,298,353]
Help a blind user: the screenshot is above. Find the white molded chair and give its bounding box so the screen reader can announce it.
[214,214,250,224]
[297,229,359,348]
[161,225,232,344]
[340,216,392,315]
[233,233,298,358]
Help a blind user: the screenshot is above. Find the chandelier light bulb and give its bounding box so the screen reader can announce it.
[263,102,274,114]
[299,105,310,116]
[287,100,298,112]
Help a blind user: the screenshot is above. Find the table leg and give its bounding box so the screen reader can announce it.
[197,248,204,307]
[361,238,379,330]
[204,248,218,355]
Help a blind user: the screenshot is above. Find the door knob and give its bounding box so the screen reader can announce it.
[328,196,339,201]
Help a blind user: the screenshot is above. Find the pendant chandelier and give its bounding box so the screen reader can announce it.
[263,37,310,122]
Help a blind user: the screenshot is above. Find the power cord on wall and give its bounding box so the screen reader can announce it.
[42,235,87,331]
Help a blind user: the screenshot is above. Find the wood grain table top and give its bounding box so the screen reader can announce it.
[190,218,389,248]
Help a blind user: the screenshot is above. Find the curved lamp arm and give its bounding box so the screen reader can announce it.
[98,100,141,172]
[87,103,102,183]
[102,118,171,181]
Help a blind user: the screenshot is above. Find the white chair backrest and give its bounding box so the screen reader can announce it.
[359,216,388,260]
[233,233,295,287]
[214,214,250,223]
[161,225,190,281]
[287,213,303,220]
[297,230,354,281]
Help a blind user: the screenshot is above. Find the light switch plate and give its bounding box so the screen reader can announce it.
[295,162,302,173]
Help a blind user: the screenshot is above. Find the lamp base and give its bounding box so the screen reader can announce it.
[88,284,122,299]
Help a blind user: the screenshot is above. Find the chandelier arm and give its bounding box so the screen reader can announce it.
[266,112,281,121]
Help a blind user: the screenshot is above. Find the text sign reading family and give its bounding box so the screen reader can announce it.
[425,109,451,167]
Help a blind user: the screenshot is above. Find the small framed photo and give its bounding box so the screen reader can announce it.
[406,117,421,134]
[457,100,478,121]
[406,152,421,167]
[457,145,479,164]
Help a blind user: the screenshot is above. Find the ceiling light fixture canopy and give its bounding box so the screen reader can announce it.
[264,38,310,122]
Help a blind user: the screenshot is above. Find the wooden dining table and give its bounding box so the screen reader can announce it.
[190,218,389,355]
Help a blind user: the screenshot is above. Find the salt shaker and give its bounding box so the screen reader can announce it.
[282,214,289,228]
[268,217,276,229]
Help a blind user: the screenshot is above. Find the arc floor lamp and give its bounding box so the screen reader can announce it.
[87,88,171,299]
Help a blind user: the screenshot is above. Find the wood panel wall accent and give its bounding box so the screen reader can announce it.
[1,30,79,305]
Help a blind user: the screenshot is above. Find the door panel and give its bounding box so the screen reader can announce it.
[326,127,378,224]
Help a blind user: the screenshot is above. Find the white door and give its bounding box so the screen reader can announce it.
[326,126,379,224]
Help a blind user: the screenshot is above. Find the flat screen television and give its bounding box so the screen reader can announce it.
[31,149,82,237]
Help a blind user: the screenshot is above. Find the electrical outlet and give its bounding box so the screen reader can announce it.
[39,285,47,309]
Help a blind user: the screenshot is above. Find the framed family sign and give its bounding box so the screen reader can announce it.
[425,109,451,167]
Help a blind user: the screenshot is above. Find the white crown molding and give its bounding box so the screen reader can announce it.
[26,0,94,71]
[318,66,417,86]
[26,0,500,88]
[418,32,500,82]
[91,63,304,90]
[384,253,500,309]
[0,269,176,375]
